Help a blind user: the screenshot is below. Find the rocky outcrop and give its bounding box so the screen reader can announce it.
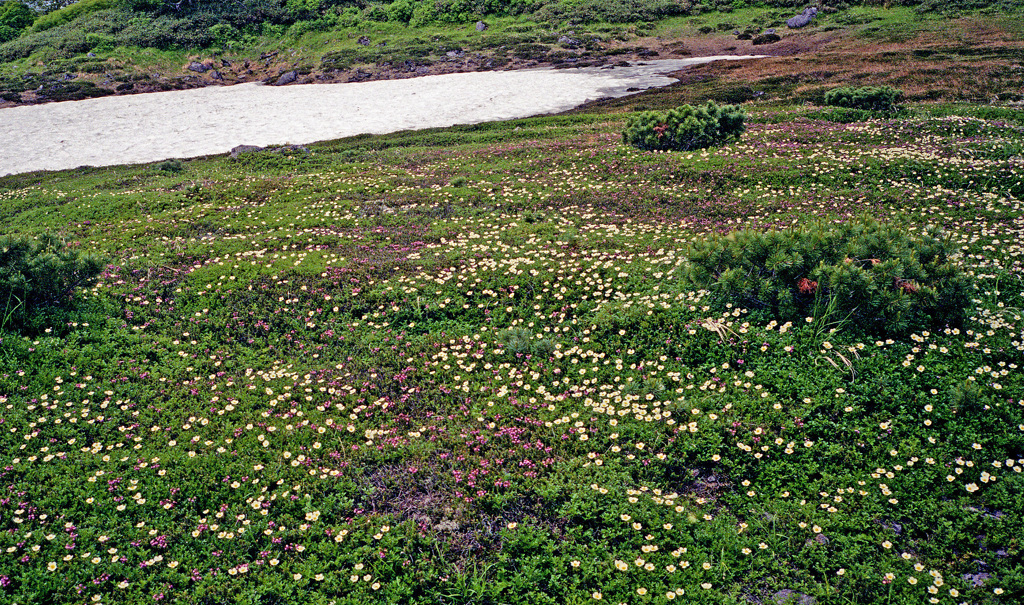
[787,7,818,28]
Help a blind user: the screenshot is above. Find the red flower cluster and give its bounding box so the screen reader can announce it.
[895,278,919,293]
[797,277,818,294]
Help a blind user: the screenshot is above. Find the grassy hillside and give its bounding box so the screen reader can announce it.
[1,1,1023,104]
[1,57,1023,603]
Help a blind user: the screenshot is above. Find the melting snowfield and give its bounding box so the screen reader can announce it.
[0,57,758,176]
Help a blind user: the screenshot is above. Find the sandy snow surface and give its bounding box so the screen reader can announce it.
[0,57,758,176]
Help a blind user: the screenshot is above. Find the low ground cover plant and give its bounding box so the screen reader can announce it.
[622,101,746,151]
[0,99,1021,605]
[823,85,904,112]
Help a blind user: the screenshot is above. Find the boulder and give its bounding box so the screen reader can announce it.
[187,61,209,73]
[475,21,488,32]
[787,13,813,28]
[787,7,818,28]
[274,70,297,86]
[210,70,223,80]
[558,35,580,47]
[357,35,370,46]
[230,145,263,158]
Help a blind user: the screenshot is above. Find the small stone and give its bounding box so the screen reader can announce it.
[475,21,488,32]
[274,71,298,86]
[230,145,263,158]
[773,589,816,605]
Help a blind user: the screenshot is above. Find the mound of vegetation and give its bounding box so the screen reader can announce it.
[0,0,33,43]
[682,218,974,336]
[823,85,904,112]
[0,233,105,334]
[623,101,746,151]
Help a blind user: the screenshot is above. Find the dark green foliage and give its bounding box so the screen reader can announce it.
[823,85,904,112]
[622,101,746,151]
[682,218,974,335]
[0,233,105,333]
[29,0,115,32]
[0,0,32,43]
[156,158,184,172]
[535,0,692,23]
[497,326,556,357]
[0,8,216,60]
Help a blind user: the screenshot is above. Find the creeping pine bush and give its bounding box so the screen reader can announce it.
[823,85,903,112]
[622,101,746,151]
[0,233,104,333]
[681,218,974,335]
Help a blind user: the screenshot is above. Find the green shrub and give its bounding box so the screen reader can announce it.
[823,85,904,112]
[0,233,105,333]
[622,101,746,151]
[497,326,556,358]
[0,0,33,42]
[29,0,115,32]
[535,0,690,23]
[681,218,974,335]
[157,158,184,172]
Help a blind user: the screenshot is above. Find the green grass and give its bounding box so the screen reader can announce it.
[0,88,1023,605]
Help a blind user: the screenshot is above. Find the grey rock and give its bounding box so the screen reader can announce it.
[446,50,463,58]
[773,590,816,605]
[558,35,580,47]
[274,70,297,86]
[358,35,370,46]
[210,70,223,80]
[475,21,488,31]
[221,58,231,67]
[962,572,991,587]
[87,52,96,58]
[787,8,817,28]
[187,62,209,73]
[787,13,813,28]
[230,145,263,158]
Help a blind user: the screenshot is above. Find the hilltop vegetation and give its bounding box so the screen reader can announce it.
[1,0,1023,104]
